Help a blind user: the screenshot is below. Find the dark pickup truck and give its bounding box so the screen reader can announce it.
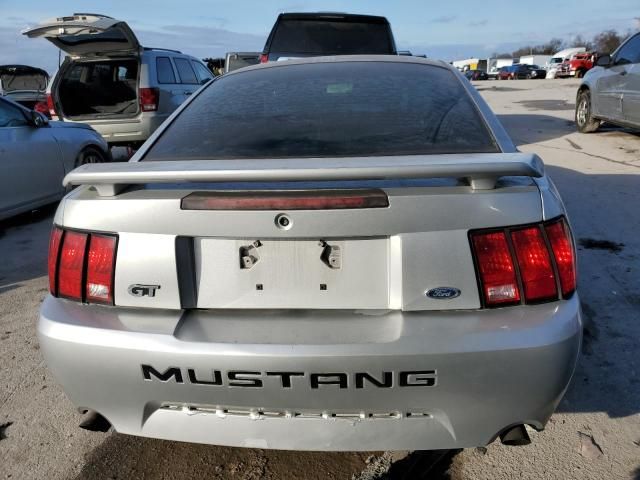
[260,12,397,62]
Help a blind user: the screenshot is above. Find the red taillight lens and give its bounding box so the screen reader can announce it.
[181,190,390,210]
[34,101,51,118]
[86,234,117,305]
[470,231,521,306]
[46,93,57,117]
[259,54,269,63]
[47,227,63,295]
[57,231,88,300]
[511,227,557,302]
[471,216,577,307]
[545,219,576,297]
[139,87,159,112]
[50,228,118,304]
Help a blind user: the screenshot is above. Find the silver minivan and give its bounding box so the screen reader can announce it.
[23,14,214,148]
[575,32,640,133]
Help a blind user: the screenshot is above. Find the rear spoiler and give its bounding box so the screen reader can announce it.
[64,153,544,197]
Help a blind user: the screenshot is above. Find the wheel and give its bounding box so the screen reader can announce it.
[576,69,585,79]
[575,90,601,133]
[75,146,106,168]
[525,74,532,79]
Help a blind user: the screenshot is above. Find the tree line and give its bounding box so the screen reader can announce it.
[492,29,632,59]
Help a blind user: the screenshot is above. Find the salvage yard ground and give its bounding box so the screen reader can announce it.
[1,79,639,479]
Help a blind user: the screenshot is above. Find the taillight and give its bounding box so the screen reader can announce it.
[57,231,88,301]
[470,217,576,307]
[48,227,117,305]
[259,54,269,63]
[46,93,57,117]
[470,231,521,306]
[34,101,51,118]
[181,189,390,210]
[139,87,159,112]
[86,235,117,305]
[545,219,576,297]
[47,227,63,295]
[511,227,557,302]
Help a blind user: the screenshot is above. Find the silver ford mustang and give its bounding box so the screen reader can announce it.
[40,56,581,451]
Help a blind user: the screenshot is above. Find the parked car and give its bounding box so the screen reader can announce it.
[42,55,581,452]
[23,14,214,148]
[260,12,397,62]
[224,52,261,73]
[0,96,109,221]
[498,64,546,80]
[575,32,640,133]
[557,53,595,78]
[0,65,49,114]
[464,69,489,81]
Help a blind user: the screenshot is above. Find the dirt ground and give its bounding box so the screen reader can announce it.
[1,78,639,479]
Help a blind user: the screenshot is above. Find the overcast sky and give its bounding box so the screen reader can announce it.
[1,0,638,73]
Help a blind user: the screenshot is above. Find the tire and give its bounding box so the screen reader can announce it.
[575,90,601,133]
[576,69,585,79]
[525,74,532,79]
[75,146,106,168]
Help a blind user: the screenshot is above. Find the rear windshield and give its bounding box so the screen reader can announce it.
[268,19,393,55]
[143,62,498,161]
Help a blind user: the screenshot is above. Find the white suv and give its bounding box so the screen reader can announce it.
[23,14,214,148]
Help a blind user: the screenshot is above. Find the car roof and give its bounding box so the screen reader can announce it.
[277,12,390,23]
[223,55,451,77]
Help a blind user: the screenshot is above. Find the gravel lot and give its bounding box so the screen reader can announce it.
[1,78,639,479]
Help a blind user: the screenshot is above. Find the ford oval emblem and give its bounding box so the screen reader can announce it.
[426,287,461,300]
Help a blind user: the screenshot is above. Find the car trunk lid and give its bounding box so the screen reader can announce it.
[22,14,140,56]
[56,153,546,312]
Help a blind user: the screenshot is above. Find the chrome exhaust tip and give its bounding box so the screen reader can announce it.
[499,424,531,446]
[79,410,111,432]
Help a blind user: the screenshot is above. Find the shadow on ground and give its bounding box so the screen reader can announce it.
[72,433,371,480]
[544,166,640,420]
[497,112,640,146]
[72,432,463,480]
[0,204,56,288]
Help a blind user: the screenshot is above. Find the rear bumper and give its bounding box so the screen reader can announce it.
[38,295,582,451]
[59,113,170,146]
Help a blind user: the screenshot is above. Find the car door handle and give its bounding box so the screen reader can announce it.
[619,71,628,76]
[184,91,193,95]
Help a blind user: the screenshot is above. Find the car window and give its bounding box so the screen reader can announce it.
[192,61,213,84]
[174,58,198,84]
[156,57,177,84]
[615,34,640,65]
[269,19,393,55]
[0,100,28,128]
[143,62,498,161]
[64,64,84,81]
